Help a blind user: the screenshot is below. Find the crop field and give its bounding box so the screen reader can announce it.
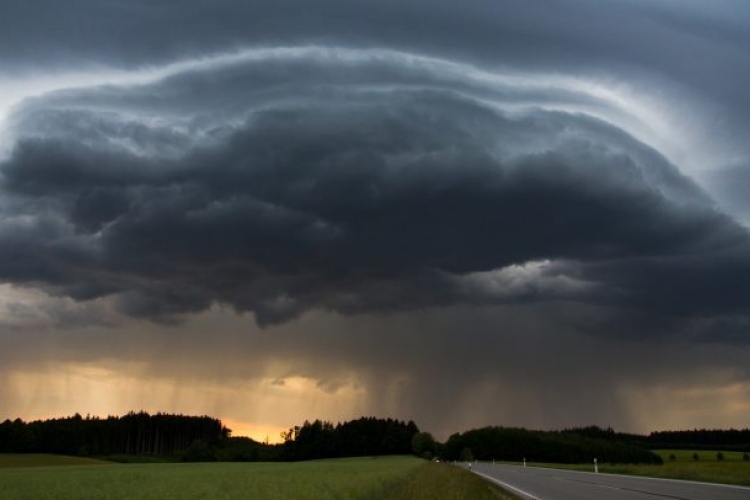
[604,449,750,486]
[514,449,750,487]
[0,455,518,500]
[0,454,110,468]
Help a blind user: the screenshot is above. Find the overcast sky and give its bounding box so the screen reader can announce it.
[2,0,750,441]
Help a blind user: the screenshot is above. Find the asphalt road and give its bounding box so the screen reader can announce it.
[468,462,750,500]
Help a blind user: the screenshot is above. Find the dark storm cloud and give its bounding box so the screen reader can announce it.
[3,0,749,73]
[703,163,750,227]
[2,0,639,68]
[2,50,750,336]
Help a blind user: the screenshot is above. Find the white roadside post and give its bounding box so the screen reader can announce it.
[523,458,526,467]
[594,458,598,473]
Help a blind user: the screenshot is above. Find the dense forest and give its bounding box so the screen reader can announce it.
[441,426,663,464]
[426,426,750,464]
[646,429,750,451]
[556,426,750,453]
[280,417,419,460]
[0,413,418,462]
[0,412,228,457]
[2,413,748,463]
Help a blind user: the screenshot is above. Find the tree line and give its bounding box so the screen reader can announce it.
[0,413,419,462]
[3,413,747,463]
[439,426,662,464]
[645,429,750,451]
[555,426,750,453]
[279,417,419,461]
[0,412,228,457]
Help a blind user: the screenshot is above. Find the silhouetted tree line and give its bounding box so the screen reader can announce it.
[4,412,747,463]
[0,413,418,462]
[555,426,750,453]
[442,426,662,464]
[0,412,228,457]
[164,416,420,462]
[645,429,750,452]
[279,417,420,461]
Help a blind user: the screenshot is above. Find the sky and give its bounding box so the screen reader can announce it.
[1,0,750,442]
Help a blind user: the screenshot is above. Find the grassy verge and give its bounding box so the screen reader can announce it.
[386,462,521,500]
[504,449,750,487]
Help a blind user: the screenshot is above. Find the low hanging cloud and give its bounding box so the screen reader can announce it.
[1,47,749,336]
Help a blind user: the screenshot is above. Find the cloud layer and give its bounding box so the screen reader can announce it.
[3,48,749,333]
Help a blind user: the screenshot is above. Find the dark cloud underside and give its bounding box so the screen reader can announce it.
[1,52,749,338]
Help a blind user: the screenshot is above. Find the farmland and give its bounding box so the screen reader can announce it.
[0,455,518,500]
[603,449,750,486]
[0,454,110,468]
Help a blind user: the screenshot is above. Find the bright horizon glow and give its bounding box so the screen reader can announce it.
[221,418,286,444]
[1,360,370,441]
[3,330,750,439]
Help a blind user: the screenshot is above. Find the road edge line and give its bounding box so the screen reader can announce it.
[473,470,543,500]
[517,465,750,491]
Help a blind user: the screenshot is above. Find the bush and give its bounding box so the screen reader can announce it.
[669,453,676,461]
[411,432,436,459]
[717,451,724,461]
[693,453,699,461]
[181,442,217,462]
[459,447,474,462]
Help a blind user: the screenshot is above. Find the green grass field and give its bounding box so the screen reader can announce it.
[602,449,750,487]
[0,454,110,468]
[0,455,519,500]
[514,449,750,487]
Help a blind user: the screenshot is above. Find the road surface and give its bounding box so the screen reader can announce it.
[468,462,750,500]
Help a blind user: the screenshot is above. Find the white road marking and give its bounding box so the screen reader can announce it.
[473,470,543,500]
